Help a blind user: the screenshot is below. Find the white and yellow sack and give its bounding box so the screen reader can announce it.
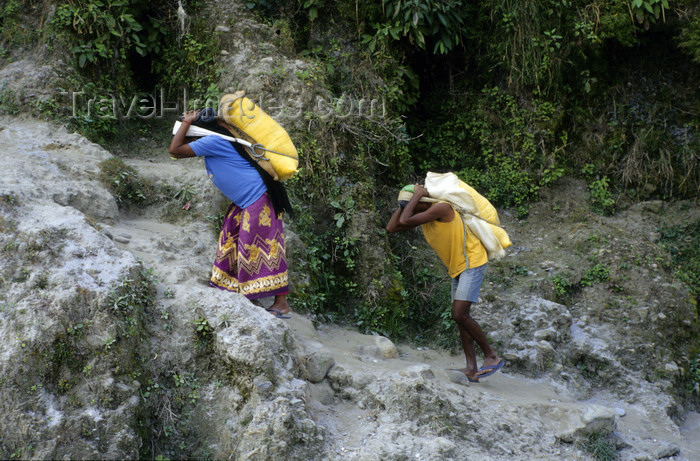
[425,171,512,260]
[219,92,298,181]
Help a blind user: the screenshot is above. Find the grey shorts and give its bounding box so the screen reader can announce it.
[451,264,487,303]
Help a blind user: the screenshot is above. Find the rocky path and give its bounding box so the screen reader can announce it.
[108,175,699,460]
[2,115,697,460]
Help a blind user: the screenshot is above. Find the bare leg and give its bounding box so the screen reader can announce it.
[453,323,479,380]
[452,300,500,375]
[268,294,291,315]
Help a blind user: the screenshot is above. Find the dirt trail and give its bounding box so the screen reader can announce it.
[3,114,697,459]
[107,157,700,460]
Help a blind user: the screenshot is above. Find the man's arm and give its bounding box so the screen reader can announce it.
[399,201,453,226]
[168,110,199,158]
[386,206,411,233]
[386,185,454,233]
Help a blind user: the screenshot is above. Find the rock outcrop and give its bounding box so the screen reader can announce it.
[0,111,697,460]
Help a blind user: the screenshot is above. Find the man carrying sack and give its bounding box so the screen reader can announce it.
[386,183,504,382]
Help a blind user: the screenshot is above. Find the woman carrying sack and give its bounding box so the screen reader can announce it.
[169,108,293,318]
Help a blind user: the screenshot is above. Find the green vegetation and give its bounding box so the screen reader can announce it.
[205,210,227,237]
[679,10,700,63]
[395,263,454,348]
[0,0,32,52]
[98,158,153,208]
[109,269,156,316]
[576,431,619,461]
[688,356,700,393]
[0,84,21,115]
[174,184,197,205]
[658,220,700,302]
[361,0,469,55]
[547,262,611,307]
[0,0,220,144]
[581,264,611,287]
[289,197,360,321]
[138,368,209,460]
[48,0,216,94]
[413,88,565,217]
[551,273,576,305]
[52,1,149,71]
[108,268,156,339]
[241,0,700,342]
[193,316,214,347]
[588,177,617,216]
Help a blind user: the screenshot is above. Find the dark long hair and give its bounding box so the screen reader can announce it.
[194,121,293,217]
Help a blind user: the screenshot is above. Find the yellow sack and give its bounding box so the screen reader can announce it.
[219,91,298,181]
[458,181,512,254]
[425,172,512,260]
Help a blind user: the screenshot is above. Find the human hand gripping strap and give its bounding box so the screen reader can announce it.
[171,121,297,160]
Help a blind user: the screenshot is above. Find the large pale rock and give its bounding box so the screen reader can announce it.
[535,403,618,443]
[0,117,118,220]
[0,199,145,459]
[152,286,328,460]
[491,296,573,370]
[400,364,434,380]
[233,379,325,460]
[0,57,65,103]
[192,292,297,377]
[375,335,399,359]
[305,349,335,383]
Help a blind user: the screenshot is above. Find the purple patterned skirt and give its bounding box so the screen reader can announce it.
[209,193,289,299]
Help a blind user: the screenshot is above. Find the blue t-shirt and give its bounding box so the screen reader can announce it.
[190,136,267,208]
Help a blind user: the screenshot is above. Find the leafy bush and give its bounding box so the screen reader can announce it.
[395,263,454,347]
[193,316,214,348]
[473,0,606,95]
[45,0,221,143]
[288,195,362,319]
[109,270,156,315]
[551,273,575,304]
[354,277,408,338]
[678,6,700,63]
[588,177,616,215]
[107,268,156,339]
[362,0,469,55]
[153,34,220,95]
[580,264,611,287]
[49,0,172,94]
[53,1,148,69]
[629,0,671,28]
[410,86,565,216]
[98,158,153,208]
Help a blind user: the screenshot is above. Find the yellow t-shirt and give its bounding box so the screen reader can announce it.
[422,209,488,278]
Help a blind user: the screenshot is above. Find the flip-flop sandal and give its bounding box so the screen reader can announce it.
[446,368,479,383]
[266,308,291,319]
[475,360,504,378]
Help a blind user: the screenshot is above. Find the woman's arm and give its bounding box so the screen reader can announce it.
[168,110,199,158]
